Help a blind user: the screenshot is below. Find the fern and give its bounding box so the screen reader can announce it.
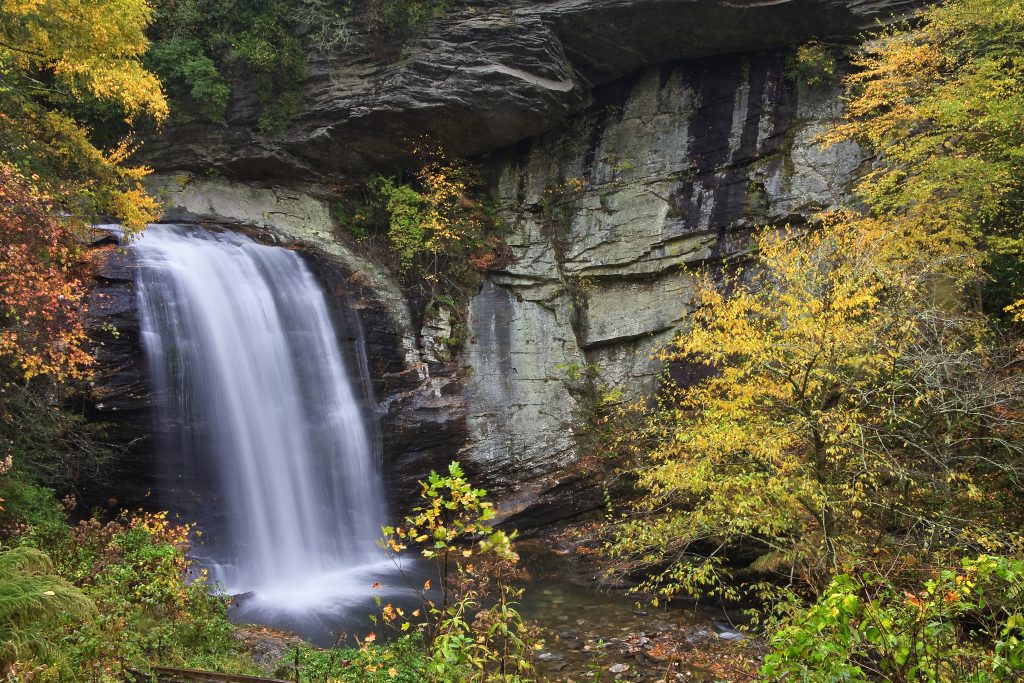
[0,546,96,670]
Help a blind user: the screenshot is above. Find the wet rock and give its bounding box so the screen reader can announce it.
[79,242,155,511]
[231,591,257,609]
[682,626,720,647]
[713,621,747,641]
[560,636,584,650]
[381,374,469,511]
[537,651,569,671]
[609,663,631,673]
[233,624,308,675]
[622,633,651,655]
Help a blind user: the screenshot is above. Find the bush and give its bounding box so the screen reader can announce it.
[366,149,504,311]
[148,37,231,123]
[785,40,837,86]
[7,512,258,680]
[379,461,538,682]
[148,0,306,133]
[0,546,96,675]
[365,0,450,34]
[0,473,65,534]
[762,555,1024,681]
[283,634,429,682]
[0,382,114,493]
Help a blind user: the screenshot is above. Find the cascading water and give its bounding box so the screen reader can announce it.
[132,223,398,634]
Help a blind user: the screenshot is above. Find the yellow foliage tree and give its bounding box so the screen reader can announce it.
[606,217,1024,602]
[0,0,166,382]
[0,0,167,235]
[1,0,167,118]
[607,0,1024,607]
[821,0,1024,316]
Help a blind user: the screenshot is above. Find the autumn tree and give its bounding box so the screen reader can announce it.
[0,0,168,235]
[605,217,1024,603]
[0,0,166,529]
[606,0,1024,607]
[822,0,1024,317]
[0,164,92,382]
[0,0,167,380]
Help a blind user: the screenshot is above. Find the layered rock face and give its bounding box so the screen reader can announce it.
[94,0,906,520]
[83,239,156,508]
[140,0,911,180]
[463,53,863,503]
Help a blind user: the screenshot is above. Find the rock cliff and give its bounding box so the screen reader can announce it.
[92,0,911,520]
[140,0,911,179]
[464,53,863,500]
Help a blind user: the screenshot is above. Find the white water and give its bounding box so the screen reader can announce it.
[132,224,389,619]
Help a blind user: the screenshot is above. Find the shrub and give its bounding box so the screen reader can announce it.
[0,546,96,675]
[149,0,307,133]
[365,0,451,34]
[380,462,538,682]
[148,37,231,123]
[282,634,429,682]
[762,555,1024,681]
[367,149,504,310]
[0,474,65,535]
[785,40,837,86]
[10,512,258,680]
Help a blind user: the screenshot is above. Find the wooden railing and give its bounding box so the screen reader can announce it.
[136,666,291,683]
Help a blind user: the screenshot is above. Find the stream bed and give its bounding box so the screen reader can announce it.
[226,540,751,682]
[517,543,749,682]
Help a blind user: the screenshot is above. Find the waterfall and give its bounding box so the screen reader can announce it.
[132,224,390,620]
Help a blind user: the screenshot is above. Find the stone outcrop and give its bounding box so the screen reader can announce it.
[461,53,863,501]
[139,0,913,180]
[124,53,862,522]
